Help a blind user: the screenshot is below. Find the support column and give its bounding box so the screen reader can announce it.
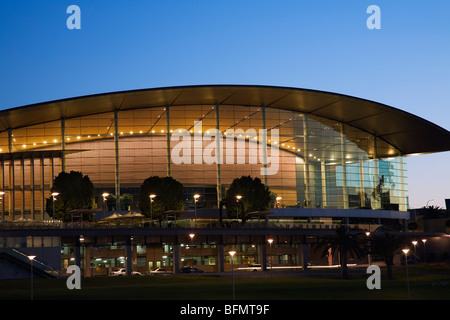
[9,157,14,220]
[165,106,171,177]
[261,243,267,271]
[75,238,81,270]
[114,110,120,211]
[261,106,268,186]
[1,158,4,220]
[301,238,309,271]
[30,155,35,220]
[126,236,132,276]
[61,118,66,172]
[215,104,222,207]
[302,116,310,207]
[339,124,348,209]
[20,156,25,217]
[218,243,225,272]
[173,242,180,274]
[40,155,45,220]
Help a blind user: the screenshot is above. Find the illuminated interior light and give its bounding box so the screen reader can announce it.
[33,143,36,146]
[53,139,57,143]
[152,130,155,133]
[161,130,164,133]
[22,144,26,148]
[139,131,143,134]
[77,136,81,139]
[43,141,47,144]
[67,137,70,141]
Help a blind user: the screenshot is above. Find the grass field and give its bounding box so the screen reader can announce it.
[0,266,449,301]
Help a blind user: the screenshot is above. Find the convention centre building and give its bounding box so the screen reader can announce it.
[0,85,449,278]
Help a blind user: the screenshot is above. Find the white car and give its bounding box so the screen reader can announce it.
[150,268,171,275]
[111,268,141,276]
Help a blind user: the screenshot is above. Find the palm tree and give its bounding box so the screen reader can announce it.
[315,226,364,279]
[368,232,406,280]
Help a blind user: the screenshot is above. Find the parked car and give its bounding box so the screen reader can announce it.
[150,268,171,275]
[179,266,204,273]
[249,264,262,272]
[111,268,141,276]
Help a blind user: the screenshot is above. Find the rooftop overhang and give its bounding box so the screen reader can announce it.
[1,85,449,156]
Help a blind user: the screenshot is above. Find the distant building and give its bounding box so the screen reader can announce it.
[1,85,449,278]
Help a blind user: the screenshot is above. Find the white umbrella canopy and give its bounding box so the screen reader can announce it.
[13,216,39,223]
[103,212,122,220]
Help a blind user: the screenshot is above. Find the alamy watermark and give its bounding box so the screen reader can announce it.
[170,121,280,175]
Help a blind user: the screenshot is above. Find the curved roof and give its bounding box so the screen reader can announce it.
[1,84,449,156]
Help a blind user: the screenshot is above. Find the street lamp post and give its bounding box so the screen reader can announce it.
[422,239,427,263]
[402,249,411,300]
[27,255,36,300]
[229,250,236,300]
[236,195,242,223]
[149,194,156,223]
[194,194,200,227]
[0,191,4,220]
[267,238,273,272]
[51,192,59,225]
[102,193,109,212]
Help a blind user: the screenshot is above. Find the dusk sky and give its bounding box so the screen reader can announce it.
[0,1,449,209]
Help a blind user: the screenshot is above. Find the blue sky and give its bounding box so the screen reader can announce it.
[0,0,449,208]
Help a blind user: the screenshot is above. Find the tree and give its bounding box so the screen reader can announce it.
[46,171,95,222]
[315,227,365,279]
[138,176,185,224]
[224,176,272,223]
[368,232,406,280]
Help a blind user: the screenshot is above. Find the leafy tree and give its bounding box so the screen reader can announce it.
[46,171,95,222]
[224,176,272,223]
[315,227,365,279]
[138,176,185,223]
[368,232,406,280]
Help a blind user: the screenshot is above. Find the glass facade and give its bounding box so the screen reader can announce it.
[0,104,408,220]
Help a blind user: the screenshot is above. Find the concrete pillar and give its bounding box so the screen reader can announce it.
[114,109,120,211]
[301,243,309,271]
[218,243,225,272]
[126,237,132,276]
[173,243,180,273]
[261,243,267,271]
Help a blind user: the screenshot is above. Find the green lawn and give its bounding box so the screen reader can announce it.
[1,266,449,300]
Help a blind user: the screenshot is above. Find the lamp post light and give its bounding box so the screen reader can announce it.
[149,194,156,223]
[402,249,411,300]
[102,193,109,212]
[27,255,36,300]
[194,194,200,227]
[0,191,4,220]
[412,241,418,263]
[422,239,427,263]
[236,195,242,222]
[267,238,274,272]
[51,192,59,225]
[366,232,372,265]
[229,250,236,300]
